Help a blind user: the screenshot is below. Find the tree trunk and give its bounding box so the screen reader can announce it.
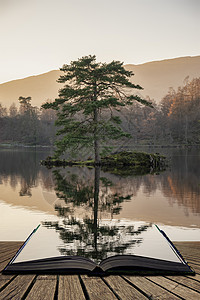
[93,83,100,165]
[94,114,100,165]
[93,166,100,253]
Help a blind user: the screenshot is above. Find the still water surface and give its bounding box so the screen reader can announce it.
[0,148,200,243]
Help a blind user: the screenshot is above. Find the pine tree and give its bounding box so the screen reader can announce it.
[42,55,152,163]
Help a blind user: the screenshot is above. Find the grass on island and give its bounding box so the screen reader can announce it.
[41,151,166,175]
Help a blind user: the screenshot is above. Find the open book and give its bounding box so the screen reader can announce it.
[3,222,194,275]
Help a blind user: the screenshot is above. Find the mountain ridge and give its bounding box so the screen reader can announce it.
[126,55,197,66]
[0,55,200,108]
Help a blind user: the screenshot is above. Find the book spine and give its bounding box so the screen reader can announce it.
[4,224,41,269]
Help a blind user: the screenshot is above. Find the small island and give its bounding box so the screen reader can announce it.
[41,151,166,174]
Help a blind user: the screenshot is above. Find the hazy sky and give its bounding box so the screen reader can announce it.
[0,0,199,83]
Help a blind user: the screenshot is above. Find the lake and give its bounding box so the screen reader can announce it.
[0,147,200,244]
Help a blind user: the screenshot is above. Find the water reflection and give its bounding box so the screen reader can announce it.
[0,150,56,214]
[43,166,150,262]
[52,167,132,218]
[160,149,200,215]
[0,150,38,188]
[0,149,200,233]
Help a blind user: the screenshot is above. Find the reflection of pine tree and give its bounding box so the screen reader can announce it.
[99,176,132,216]
[43,218,150,263]
[53,168,131,217]
[43,166,151,262]
[53,170,94,208]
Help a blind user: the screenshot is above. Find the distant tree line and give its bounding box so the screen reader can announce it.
[121,77,200,146]
[0,77,199,146]
[0,96,56,145]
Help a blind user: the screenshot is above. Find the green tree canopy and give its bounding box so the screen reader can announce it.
[42,55,152,162]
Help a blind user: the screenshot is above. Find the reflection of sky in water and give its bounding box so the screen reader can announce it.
[0,149,200,241]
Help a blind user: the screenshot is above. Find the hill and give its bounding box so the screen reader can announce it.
[0,70,62,108]
[126,56,200,101]
[0,56,200,108]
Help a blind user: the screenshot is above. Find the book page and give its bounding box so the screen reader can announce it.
[13,220,183,265]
